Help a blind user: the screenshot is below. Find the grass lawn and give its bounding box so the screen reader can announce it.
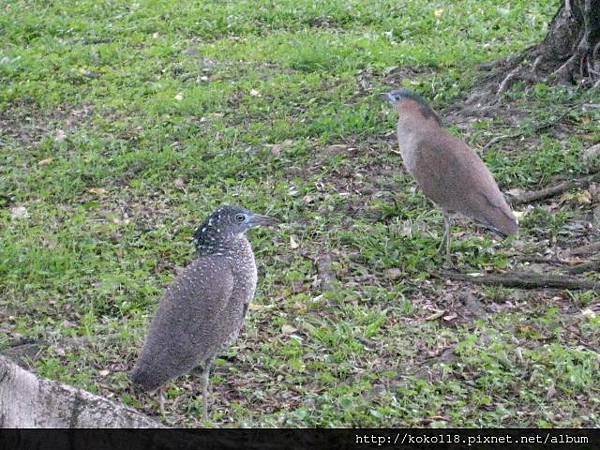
[1,0,599,427]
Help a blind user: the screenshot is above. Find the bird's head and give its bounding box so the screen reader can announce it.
[380,88,414,106]
[380,88,440,125]
[193,205,279,253]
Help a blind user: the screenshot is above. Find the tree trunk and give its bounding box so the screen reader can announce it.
[463,0,599,105]
[0,355,161,428]
[535,0,600,85]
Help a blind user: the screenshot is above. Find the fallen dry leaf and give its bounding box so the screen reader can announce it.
[54,129,67,142]
[38,158,53,166]
[325,144,347,155]
[425,310,445,321]
[384,268,403,280]
[513,210,526,220]
[576,190,593,204]
[559,190,592,205]
[88,187,108,195]
[281,324,297,335]
[581,308,596,318]
[506,188,525,197]
[10,206,29,220]
[289,235,299,249]
[266,139,294,155]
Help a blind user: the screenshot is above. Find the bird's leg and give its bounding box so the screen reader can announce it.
[159,387,166,417]
[445,215,452,262]
[200,360,213,422]
[438,214,452,265]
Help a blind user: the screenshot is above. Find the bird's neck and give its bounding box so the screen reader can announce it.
[396,114,440,145]
[395,116,440,174]
[195,234,251,258]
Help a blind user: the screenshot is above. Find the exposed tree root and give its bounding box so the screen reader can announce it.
[510,171,600,205]
[0,355,161,427]
[567,241,600,256]
[518,254,600,274]
[496,61,542,98]
[465,0,600,107]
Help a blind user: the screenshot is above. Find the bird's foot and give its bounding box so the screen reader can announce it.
[441,254,454,269]
[159,388,166,417]
[436,243,453,268]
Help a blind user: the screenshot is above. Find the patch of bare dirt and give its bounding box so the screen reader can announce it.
[0,102,95,148]
[349,65,437,103]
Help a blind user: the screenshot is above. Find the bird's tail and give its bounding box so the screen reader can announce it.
[129,365,162,392]
[486,205,519,237]
[498,216,519,237]
[472,189,519,238]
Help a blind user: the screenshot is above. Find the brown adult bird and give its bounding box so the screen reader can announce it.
[382,89,518,260]
[130,205,279,421]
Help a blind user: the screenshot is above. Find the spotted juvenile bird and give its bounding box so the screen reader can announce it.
[382,89,518,259]
[130,205,279,421]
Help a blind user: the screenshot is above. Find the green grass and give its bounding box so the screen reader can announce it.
[1,0,599,427]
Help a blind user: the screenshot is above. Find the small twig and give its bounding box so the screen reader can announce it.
[482,106,578,151]
[437,270,598,291]
[482,133,521,151]
[518,255,564,266]
[567,241,600,256]
[567,259,600,274]
[583,103,600,110]
[511,171,600,205]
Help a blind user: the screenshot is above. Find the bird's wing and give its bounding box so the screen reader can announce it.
[413,132,517,235]
[161,257,236,337]
[132,258,237,388]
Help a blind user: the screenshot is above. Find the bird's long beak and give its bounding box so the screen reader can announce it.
[248,214,280,227]
[379,92,394,103]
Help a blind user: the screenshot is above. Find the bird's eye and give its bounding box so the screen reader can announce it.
[235,213,246,223]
